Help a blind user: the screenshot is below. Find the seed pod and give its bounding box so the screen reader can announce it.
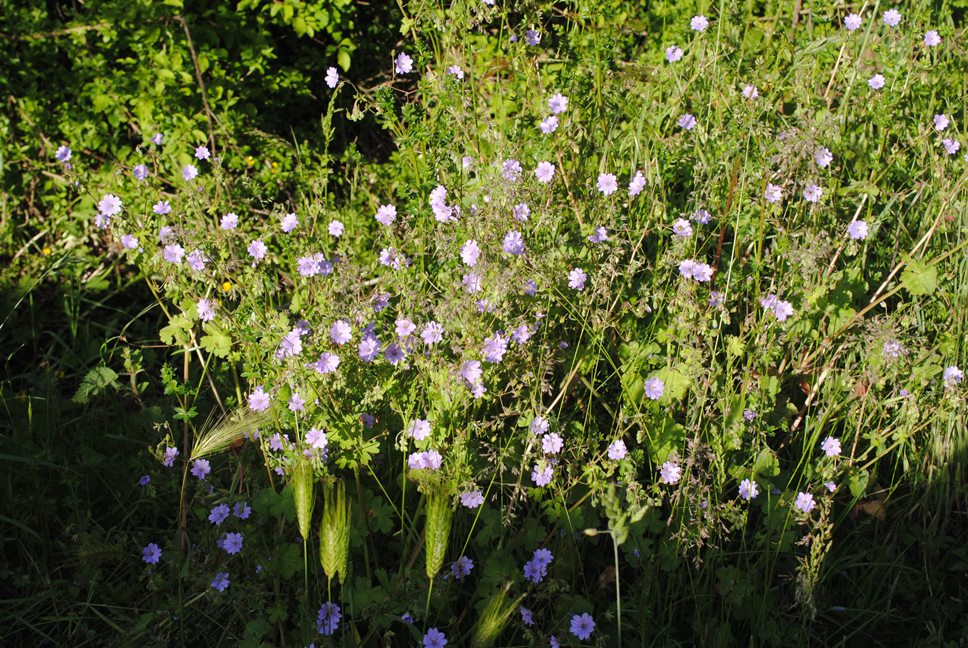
[470,585,524,648]
[320,480,351,585]
[424,486,453,581]
[292,457,315,542]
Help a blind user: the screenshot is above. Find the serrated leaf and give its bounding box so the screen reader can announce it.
[900,260,938,296]
[72,366,119,404]
[201,323,232,358]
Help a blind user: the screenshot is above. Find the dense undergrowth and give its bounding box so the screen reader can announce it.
[2,1,968,646]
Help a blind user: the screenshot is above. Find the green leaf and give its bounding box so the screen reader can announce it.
[272,543,302,579]
[752,448,780,478]
[201,323,232,358]
[848,468,870,498]
[900,260,938,296]
[72,366,119,404]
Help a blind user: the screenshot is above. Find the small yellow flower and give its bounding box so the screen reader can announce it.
[41,246,52,256]
[245,156,255,167]
[221,281,233,292]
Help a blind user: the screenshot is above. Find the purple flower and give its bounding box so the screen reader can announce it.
[450,556,474,580]
[248,386,271,412]
[742,84,759,100]
[142,543,162,565]
[672,218,692,237]
[461,360,483,386]
[288,392,306,412]
[325,66,339,89]
[330,320,352,345]
[765,183,782,203]
[463,272,483,294]
[187,249,207,272]
[539,116,559,134]
[743,408,756,421]
[197,298,215,322]
[844,13,862,31]
[182,164,198,181]
[460,490,484,508]
[535,161,555,183]
[942,139,961,156]
[211,572,230,591]
[666,45,683,63]
[597,173,618,195]
[815,146,834,168]
[868,74,885,90]
[531,462,554,487]
[317,602,342,636]
[607,439,627,460]
[408,449,443,471]
[511,324,532,345]
[503,230,526,255]
[281,212,298,232]
[520,606,534,626]
[678,113,697,131]
[191,459,211,480]
[209,503,230,525]
[629,170,646,196]
[329,220,344,236]
[570,613,595,641]
[395,52,414,74]
[98,194,123,218]
[530,415,549,436]
[524,279,538,296]
[163,244,185,264]
[247,239,267,262]
[55,146,72,162]
[883,9,901,27]
[233,501,252,519]
[461,240,481,267]
[847,220,868,240]
[133,164,148,180]
[542,432,563,455]
[739,478,759,501]
[447,64,464,79]
[644,376,664,400]
[503,159,523,182]
[923,30,941,47]
[151,133,163,145]
[513,203,531,222]
[120,234,139,249]
[375,204,397,226]
[195,145,211,161]
[524,29,540,46]
[359,336,380,362]
[568,268,587,291]
[221,532,244,555]
[429,185,455,222]
[690,14,709,31]
[934,114,950,131]
[678,259,713,282]
[803,184,823,203]
[162,446,179,467]
[943,365,964,388]
[548,93,569,114]
[794,492,816,513]
[421,321,444,345]
[306,428,328,450]
[423,628,447,648]
[659,460,681,485]
[587,226,609,243]
[821,437,841,457]
[482,333,508,363]
[408,419,431,440]
[220,213,238,229]
[138,474,151,486]
[396,318,416,338]
[708,291,724,307]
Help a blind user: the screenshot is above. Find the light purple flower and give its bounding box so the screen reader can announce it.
[883,9,901,27]
[248,386,271,412]
[524,29,540,46]
[513,203,531,221]
[672,219,692,237]
[395,52,413,74]
[531,463,554,487]
[317,602,342,636]
[678,259,713,282]
[288,392,305,412]
[408,449,443,471]
[847,220,868,240]
[821,437,841,457]
[221,212,238,229]
[329,220,344,236]
[765,183,782,203]
[306,428,328,450]
[310,352,340,374]
[520,606,534,626]
[281,212,298,232]
[460,490,484,508]
[55,146,72,162]
[483,333,508,363]
[503,159,523,182]
[815,146,833,168]
[195,145,211,161]
[463,272,483,293]
[151,133,163,145]
[665,45,683,63]
[182,164,198,181]
[588,226,608,243]
[794,492,816,513]
[803,184,823,203]
[120,234,139,249]
[530,415,549,436]
[678,113,697,130]
[451,556,474,580]
[162,446,179,467]
[375,204,397,226]
[503,230,526,255]
[868,74,885,90]
[358,335,381,362]
[539,116,559,134]
[98,194,123,218]
[934,114,950,131]
[142,543,162,565]
[644,377,664,400]
[568,267,587,290]
[596,173,617,195]
[923,30,941,47]
[210,572,229,591]
[423,628,447,648]
[943,365,964,388]
[942,139,961,156]
[325,66,339,88]
[542,432,563,455]
[844,13,862,31]
[163,244,185,264]
[742,84,759,100]
[690,15,709,31]
[197,298,215,322]
[209,503,230,525]
[191,458,211,480]
[153,200,171,215]
[535,161,555,184]
[221,531,244,554]
[548,93,568,114]
[461,240,481,267]
[570,613,595,641]
[187,249,207,272]
[421,321,444,345]
[739,478,759,501]
[693,208,711,224]
[659,460,681,485]
[133,164,148,180]
[408,419,431,441]
[248,239,267,261]
[629,170,646,196]
[447,64,464,79]
[330,320,352,345]
[607,439,627,460]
